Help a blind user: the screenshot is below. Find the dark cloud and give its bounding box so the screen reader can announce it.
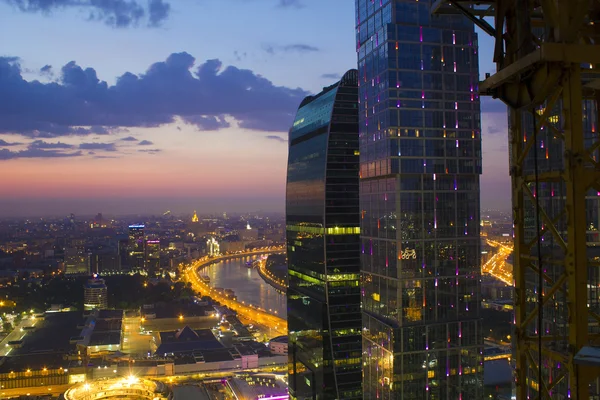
[138,149,161,154]
[138,139,153,146]
[121,136,138,141]
[283,44,319,53]
[321,73,341,80]
[183,115,230,131]
[148,0,170,27]
[278,0,304,8]
[481,96,507,114]
[0,139,22,146]
[29,140,74,149]
[1,0,170,28]
[0,53,307,137]
[264,44,319,55]
[0,148,82,160]
[79,142,117,151]
[265,135,287,143]
[39,64,53,78]
[233,51,247,62]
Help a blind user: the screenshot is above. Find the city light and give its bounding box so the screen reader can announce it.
[180,247,287,337]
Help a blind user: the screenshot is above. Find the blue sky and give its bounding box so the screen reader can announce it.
[0,0,510,216]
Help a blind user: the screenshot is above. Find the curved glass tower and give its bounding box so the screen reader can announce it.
[356,1,484,398]
[286,70,362,400]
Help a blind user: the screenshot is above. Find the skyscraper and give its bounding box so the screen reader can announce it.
[355,1,483,398]
[145,239,161,274]
[128,224,145,270]
[286,70,362,400]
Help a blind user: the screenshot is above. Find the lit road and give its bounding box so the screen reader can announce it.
[0,363,289,398]
[180,247,288,337]
[1,384,72,399]
[122,316,156,357]
[155,365,288,385]
[257,258,286,291]
[0,314,38,357]
[482,239,514,285]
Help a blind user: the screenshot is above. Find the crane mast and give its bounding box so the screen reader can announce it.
[433,0,600,398]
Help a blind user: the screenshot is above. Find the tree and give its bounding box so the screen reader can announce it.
[2,322,12,332]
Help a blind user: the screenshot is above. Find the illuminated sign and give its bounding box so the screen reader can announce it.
[293,117,305,127]
[129,225,145,229]
[399,249,417,260]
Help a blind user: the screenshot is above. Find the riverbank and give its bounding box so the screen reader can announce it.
[181,249,287,336]
[256,259,287,293]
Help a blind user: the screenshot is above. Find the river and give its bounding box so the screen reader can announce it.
[199,256,287,317]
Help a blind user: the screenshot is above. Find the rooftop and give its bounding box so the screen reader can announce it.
[93,319,122,332]
[269,336,288,344]
[97,309,124,320]
[155,327,223,356]
[13,312,83,355]
[89,331,121,346]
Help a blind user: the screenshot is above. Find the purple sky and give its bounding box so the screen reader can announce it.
[0,0,510,217]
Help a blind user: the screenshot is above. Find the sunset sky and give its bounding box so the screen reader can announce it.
[0,0,509,217]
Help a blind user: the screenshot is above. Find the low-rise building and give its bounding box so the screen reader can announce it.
[267,335,288,355]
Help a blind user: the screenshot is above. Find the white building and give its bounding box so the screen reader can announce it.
[84,277,108,310]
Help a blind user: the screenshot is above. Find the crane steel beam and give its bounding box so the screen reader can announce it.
[432,0,600,398]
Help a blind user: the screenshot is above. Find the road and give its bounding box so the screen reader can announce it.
[1,384,72,398]
[180,248,287,338]
[483,239,514,285]
[122,316,156,358]
[0,314,38,357]
[256,258,286,292]
[0,365,288,398]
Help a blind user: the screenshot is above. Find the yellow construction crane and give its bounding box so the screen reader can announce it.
[433,1,600,398]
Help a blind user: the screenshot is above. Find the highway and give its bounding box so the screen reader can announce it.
[180,247,288,337]
[482,239,514,285]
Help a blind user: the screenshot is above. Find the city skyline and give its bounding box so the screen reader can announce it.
[0,0,509,217]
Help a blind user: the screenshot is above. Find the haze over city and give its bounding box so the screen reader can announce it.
[0,0,509,217]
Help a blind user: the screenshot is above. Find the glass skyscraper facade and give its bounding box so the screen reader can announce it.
[355,1,484,398]
[286,70,362,400]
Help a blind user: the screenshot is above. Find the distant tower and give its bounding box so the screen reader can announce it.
[128,225,145,271]
[192,211,199,223]
[145,239,161,274]
[246,222,251,230]
[84,277,108,310]
[222,212,227,220]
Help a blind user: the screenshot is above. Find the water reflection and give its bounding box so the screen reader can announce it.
[200,256,287,317]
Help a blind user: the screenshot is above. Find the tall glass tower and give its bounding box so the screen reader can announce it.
[286,70,362,400]
[355,1,484,398]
